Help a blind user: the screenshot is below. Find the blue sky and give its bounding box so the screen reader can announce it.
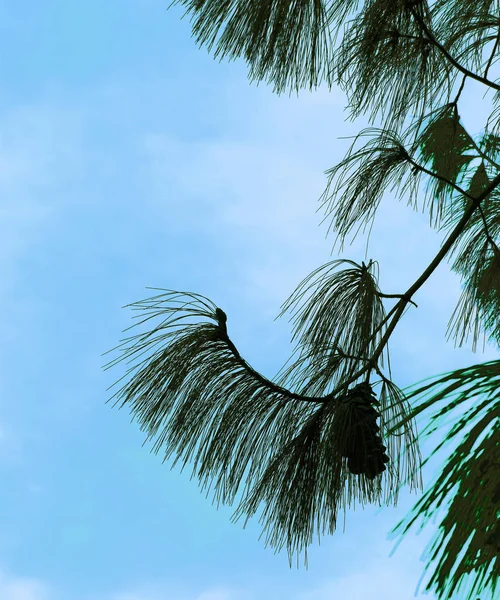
[0,2,498,599]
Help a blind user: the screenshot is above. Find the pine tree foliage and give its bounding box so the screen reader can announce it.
[432,0,500,72]
[334,0,454,131]
[486,90,500,134]
[276,259,387,370]
[318,128,419,246]
[107,1,500,599]
[410,102,477,225]
[386,359,500,600]
[169,0,343,93]
[478,129,500,161]
[444,161,500,349]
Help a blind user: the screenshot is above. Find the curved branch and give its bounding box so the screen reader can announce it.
[218,328,336,405]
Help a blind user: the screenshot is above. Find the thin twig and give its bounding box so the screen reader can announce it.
[406,156,475,201]
[379,293,418,307]
[452,75,467,105]
[467,135,500,172]
[484,29,500,80]
[477,205,500,264]
[368,171,500,367]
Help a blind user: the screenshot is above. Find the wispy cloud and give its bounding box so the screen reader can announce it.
[0,100,83,274]
[0,570,49,600]
[107,585,250,600]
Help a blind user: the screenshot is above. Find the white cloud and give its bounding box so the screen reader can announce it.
[100,530,436,600]
[0,531,433,600]
[298,548,426,600]
[138,82,458,317]
[0,571,49,600]
[299,566,421,600]
[0,576,250,600]
[107,586,249,600]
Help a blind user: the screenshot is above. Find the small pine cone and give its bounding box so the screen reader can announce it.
[339,383,390,479]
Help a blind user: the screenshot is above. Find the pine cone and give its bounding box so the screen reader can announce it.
[339,383,390,479]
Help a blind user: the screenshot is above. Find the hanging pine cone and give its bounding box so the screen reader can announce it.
[335,383,390,480]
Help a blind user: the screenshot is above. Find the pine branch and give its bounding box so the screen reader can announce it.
[358,170,500,382]
[105,290,422,561]
[108,0,500,585]
[409,5,500,91]
[263,164,500,400]
[168,0,337,94]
